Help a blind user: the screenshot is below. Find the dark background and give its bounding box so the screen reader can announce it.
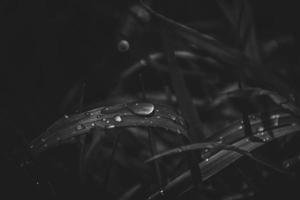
[0,0,299,199]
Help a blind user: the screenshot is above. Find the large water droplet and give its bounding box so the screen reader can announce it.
[114,115,123,122]
[128,102,155,116]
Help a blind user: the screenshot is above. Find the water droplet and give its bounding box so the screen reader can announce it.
[64,115,69,119]
[176,128,181,134]
[258,127,264,132]
[114,115,122,122]
[205,158,209,162]
[43,144,48,148]
[29,145,34,149]
[107,124,115,129]
[85,112,93,116]
[128,102,155,116]
[159,189,165,196]
[106,120,110,124]
[238,125,243,130]
[91,123,96,127]
[204,149,209,153]
[118,40,130,52]
[177,148,183,153]
[41,138,46,142]
[170,115,176,121]
[76,124,85,130]
[156,116,161,119]
[274,118,279,126]
[56,137,61,141]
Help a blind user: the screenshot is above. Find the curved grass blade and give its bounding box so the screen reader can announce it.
[146,113,300,199]
[29,102,187,155]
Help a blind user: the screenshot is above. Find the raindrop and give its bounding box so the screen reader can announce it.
[76,124,85,130]
[114,115,123,122]
[107,125,115,129]
[170,115,176,121]
[128,102,155,116]
[117,40,130,52]
[159,189,165,196]
[258,127,264,132]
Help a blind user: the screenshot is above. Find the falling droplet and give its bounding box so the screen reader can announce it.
[107,124,115,129]
[128,102,155,116]
[76,124,85,130]
[114,115,122,122]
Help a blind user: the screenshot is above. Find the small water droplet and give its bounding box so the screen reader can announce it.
[114,115,122,122]
[118,40,130,52]
[178,148,183,153]
[205,158,209,162]
[238,125,243,130]
[128,102,155,116]
[36,180,40,185]
[64,115,69,119]
[91,122,96,127]
[29,145,34,149]
[107,124,115,129]
[56,137,61,141]
[41,138,46,142]
[156,116,161,119]
[76,124,85,130]
[176,128,181,134]
[159,189,165,196]
[43,144,48,148]
[170,115,176,121]
[204,149,209,153]
[106,120,110,124]
[258,127,264,132]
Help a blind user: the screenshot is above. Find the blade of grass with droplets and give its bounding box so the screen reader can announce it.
[29,102,188,155]
[146,114,300,199]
